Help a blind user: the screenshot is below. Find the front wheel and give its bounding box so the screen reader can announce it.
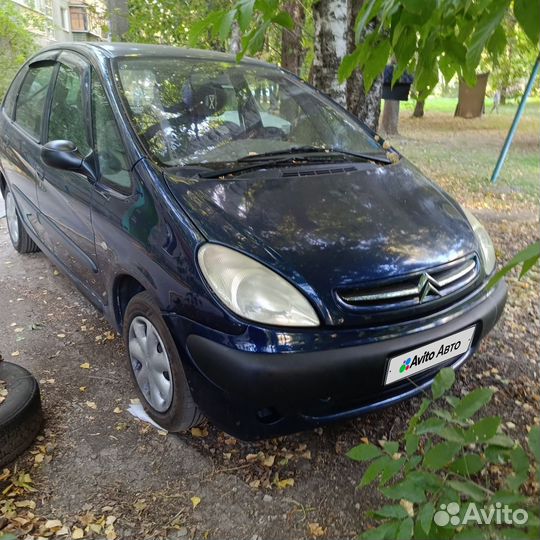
[4,187,39,253]
[123,291,204,432]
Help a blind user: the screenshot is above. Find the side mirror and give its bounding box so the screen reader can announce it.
[41,140,96,181]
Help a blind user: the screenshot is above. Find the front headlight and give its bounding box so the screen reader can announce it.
[197,244,320,327]
[463,209,496,275]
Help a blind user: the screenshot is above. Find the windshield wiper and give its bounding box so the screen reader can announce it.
[238,146,392,164]
[197,155,338,179]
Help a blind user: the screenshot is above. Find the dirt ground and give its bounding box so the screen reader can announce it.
[0,108,539,540]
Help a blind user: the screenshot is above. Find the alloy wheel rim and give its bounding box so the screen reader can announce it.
[128,316,173,412]
[5,192,19,245]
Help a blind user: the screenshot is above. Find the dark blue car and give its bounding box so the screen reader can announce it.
[0,43,506,439]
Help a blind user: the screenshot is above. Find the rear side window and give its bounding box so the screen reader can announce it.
[15,64,55,140]
[2,69,27,119]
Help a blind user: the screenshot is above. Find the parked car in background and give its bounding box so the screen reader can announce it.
[0,43,506,439]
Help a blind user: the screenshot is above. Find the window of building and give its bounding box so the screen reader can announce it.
[61,7,70,31]
[69,6,88,32]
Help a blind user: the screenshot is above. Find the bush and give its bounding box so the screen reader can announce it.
[348,368,540,539]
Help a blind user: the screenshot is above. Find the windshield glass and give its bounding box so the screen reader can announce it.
[114,57,380,168]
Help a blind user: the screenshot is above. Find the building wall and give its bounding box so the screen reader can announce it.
[10,0,106,46]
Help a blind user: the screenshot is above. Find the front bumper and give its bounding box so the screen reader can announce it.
[165,281,507,440]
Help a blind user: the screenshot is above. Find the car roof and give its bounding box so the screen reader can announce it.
[36,41,273,68]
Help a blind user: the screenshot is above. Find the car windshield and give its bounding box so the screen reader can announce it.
[114,56,381,168]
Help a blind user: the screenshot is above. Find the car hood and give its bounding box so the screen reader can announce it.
[164,160,479,325]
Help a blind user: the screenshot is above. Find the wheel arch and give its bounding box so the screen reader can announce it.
[112,274,146,331]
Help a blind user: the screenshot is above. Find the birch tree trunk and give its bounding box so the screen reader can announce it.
[312,0,349,106]
[230,21,241,55]
[281,1,305,75]
[345,0,383,131]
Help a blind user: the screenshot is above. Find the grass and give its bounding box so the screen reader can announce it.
[393,96,540,201]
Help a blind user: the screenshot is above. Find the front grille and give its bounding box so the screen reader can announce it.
[336,255,480,314]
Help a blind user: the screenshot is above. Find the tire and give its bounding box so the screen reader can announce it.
[4,186,39,254]
[123,291,204,432]
[0,361,43,468]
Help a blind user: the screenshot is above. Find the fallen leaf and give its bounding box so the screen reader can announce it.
[113,407,122,414]
[308,522,325,538]
[191,496,201,509]
[191,427,208,438]
[263,455,275,467]
[72,527,84,539]
[45,519,63,530]
[400,499,414,517]
[80,362,91,369]
[276,478,294,489]
[85,401,97,410]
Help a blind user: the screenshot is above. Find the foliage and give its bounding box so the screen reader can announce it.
[0,0,40,98]
[188,0,294,60]
[348,368,540,539]
[481,14,540,99]
[488,242,540,289]
[126,0,230,48]
[341,0,540,97]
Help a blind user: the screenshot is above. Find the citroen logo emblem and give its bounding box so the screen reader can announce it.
[418,273,441,302]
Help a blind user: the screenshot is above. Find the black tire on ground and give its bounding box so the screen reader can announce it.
[123,291,204,432]
[0,361,43,467]
[4,185,40,254]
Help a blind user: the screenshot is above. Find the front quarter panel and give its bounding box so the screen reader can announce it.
[92,159,246,335]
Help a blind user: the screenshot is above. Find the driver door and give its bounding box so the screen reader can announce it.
[38,51,103,306]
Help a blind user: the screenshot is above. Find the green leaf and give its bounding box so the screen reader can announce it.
[514,0,540,45]
[465,417,501,443]
[405,433,419,455]
[271,10,294,29]
[506,446,530,489]
[362,39,391,92]
[380,457,407,485]
[485,434,515,448]
[360,520,400,540]
[416,417,446,435]
[237,0,255,31]
[431,368,455,399]
[447,479,486,502]
[372,504,410,519]
[382,441,399,455]
[488,242,540,290]
[423,441,461,471]
[486,24,507,58]
[359,456,392,487]
[448,454,485,476]
[408,471,443,491]
[490,490,528,505]
[453,388,494,419]
[452,528,487,540]
[347,443,382,462]
[218,10,236,41]
[417,502,435,535]
[396,517,414,540]
[354,0,382,42]
[382,478,426,503]
[528,425,540,462]
[465,0,508,71]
